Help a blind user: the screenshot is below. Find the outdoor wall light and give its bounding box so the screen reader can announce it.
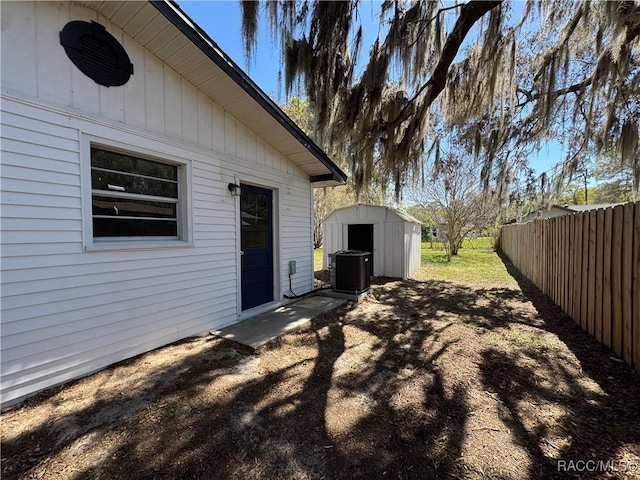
[228,182,241,196]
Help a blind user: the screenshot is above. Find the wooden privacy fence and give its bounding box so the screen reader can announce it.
[500,202,640,372]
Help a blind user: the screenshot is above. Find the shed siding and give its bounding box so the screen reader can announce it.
[322,205,421,278]
[1,1,313,405]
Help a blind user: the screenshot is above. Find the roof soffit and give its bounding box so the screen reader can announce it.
[78,0,346,186]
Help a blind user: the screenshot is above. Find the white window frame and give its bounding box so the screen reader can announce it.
[82,134,193,251]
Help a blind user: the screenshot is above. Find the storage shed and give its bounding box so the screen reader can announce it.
[322,205,421,278]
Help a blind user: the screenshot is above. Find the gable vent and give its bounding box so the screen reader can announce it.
[79,35,119,74]
[60,20,133,87]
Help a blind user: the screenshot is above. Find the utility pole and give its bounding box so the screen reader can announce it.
[583,165,589,205]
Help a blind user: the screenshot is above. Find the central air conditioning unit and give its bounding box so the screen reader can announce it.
[330,250,371,294]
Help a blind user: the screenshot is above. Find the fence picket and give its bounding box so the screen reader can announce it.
[527,222,542,288]
[546,220,552,298]
[559,218,564,307]
[580,212,590,331]
[633,203,640,373]
[552,219,556,299]
[538,220,549,294]
[588,210,597,336]
[567,214,575,319]
[557,217,567,312]
[564,215,571,314]
[595,209,604,343]
[611,205,623,358]
[622,203,634,365]
[574,213,583,326]
[603,208,613,349]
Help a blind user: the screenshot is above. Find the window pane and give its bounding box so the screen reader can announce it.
[93,196,176,218]
[241,192,268,248]
[92,148,177,181]
[92,169,178,198]
[93,218,178,237]
[91,147,182,239]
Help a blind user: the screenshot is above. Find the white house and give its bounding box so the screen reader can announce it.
[0,0,346,406]
[322,205,422,278]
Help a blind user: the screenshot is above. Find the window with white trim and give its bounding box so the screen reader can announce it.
[91,147,181,239]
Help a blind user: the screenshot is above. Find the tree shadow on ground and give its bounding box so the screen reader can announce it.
[2,280,475,480]
[1,337,257,479]
[3,265,639,480]
[475,251,640,479]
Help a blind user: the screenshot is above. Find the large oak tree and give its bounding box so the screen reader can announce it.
[241,0,639,201]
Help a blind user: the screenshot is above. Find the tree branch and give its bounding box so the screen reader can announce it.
[516,75,594,108]
[425,1,502,106]
[518,6,640,108]
[532,3,584,82]
[408,1,502,108]
[408,4,464,26]
[408,4,464,48]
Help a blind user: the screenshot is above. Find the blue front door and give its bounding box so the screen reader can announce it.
[240,185,274,310]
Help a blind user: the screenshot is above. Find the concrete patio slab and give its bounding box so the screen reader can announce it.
[211,295,346,348]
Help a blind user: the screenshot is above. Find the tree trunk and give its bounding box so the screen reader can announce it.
[449,239,459,256]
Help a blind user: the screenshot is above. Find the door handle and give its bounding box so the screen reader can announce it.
[240,251,245,256]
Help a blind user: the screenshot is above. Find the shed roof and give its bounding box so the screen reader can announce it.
[324,205,422,224]
[80,0,346,187]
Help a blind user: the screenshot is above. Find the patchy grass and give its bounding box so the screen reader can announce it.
[418,239,515,288]
[424,236,496,251]
[463,236,496,249]
[314,248,324,271]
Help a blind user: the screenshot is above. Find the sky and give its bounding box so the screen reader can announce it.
[178,1,562,178]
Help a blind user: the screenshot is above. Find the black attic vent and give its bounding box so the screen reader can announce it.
[60,20,133,87]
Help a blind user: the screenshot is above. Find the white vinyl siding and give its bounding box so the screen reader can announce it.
[0,1,315,406]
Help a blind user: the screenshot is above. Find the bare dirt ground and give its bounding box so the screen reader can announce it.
[2,254,640,480]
